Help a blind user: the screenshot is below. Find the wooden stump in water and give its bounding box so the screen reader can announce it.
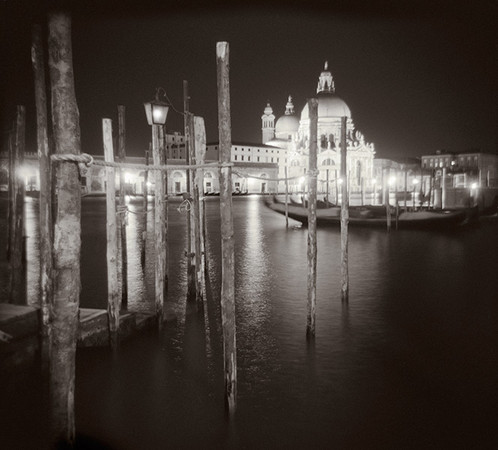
[217,41,237,416]
[48,11,81,446]
[307,98,318,338]
[103,118,120,350]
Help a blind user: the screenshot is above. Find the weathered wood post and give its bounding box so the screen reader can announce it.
[335,169,339,204]
[442,167,447,209]
[152,124,167,329]
[48,11,81,445]
[103,119,120,349]
[184,81,196,302]
[117,105,128,309]
[326,168,329,204]
[193,116,207,302]
[141,146,149,269]
[307,98,318,338]
[404,167,408,211]
[186,110,197,302]
[32,23,53,361]
[216,41,237,416]
[340,116,349,303]
[284,166,289,228]
[386,168,392,232]
[8,106,26,305]
[360,176,364,206]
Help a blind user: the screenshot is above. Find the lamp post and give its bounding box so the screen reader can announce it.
[144,88,169,329]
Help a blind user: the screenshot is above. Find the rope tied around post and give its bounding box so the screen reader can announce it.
[51,152,94,177]
[51,152,234,172]
[232,169,305,183]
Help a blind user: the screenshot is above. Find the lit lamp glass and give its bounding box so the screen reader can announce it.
[144,95,169,126]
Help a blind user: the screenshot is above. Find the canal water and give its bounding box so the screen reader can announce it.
[2,195,498,449]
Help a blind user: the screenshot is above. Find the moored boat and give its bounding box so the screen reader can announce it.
[264,195,471,229]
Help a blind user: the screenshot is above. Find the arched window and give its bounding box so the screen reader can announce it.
[204,171,213,178]
[322,158,335,166]
[173,171,183,178]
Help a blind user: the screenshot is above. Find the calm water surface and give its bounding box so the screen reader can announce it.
[2,195,498,449]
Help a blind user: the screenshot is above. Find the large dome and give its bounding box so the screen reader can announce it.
[301,92,351,120]
[275,114,299,135]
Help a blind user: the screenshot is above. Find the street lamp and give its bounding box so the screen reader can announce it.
[144,88,169,126]
[144,87,169,328]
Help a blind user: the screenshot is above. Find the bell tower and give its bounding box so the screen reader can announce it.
[261,102,275,144]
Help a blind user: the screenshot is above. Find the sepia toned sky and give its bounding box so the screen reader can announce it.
[2,0,497,159]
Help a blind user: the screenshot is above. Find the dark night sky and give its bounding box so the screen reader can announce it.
[1,0,497,159]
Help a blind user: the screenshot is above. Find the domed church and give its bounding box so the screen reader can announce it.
[262,62,375,195]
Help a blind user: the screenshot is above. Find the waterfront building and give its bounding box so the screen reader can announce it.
[0,152,279,195]
[261,62,376,195]
[421,150,498,188]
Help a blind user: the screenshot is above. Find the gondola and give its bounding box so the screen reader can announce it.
[264,195,472,229]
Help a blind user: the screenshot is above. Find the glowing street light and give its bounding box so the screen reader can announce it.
[144,88,169,126]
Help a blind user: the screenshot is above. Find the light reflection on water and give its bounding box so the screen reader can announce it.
[10,196,498,448]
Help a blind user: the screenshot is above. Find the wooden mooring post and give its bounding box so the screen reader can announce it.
[48,11,81,445]
[193,116,207,302]
[32,23,53,363]
[385,168,392,232]
[103,118,120,349]
[8,106,26,305]
[117,105,128,310]
[340,116,349,303]
[306,98,318,338]
[184,81,196,302]
[152,124,168,329]
[141,146,150,270]
[216,41,237,416]
[284,166,289,228]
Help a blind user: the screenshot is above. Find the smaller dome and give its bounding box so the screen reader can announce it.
[275,114,299,135]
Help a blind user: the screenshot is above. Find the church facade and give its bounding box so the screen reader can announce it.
[262,62,376,195]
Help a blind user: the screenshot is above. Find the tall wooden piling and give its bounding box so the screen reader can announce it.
[193,116,207,302]
[385,168,392,232]
[152,125,167,329]
[186,110,197,302]
[284,166,289,228]
[48,11,81,445]
[8,106,26,305]
[32,23,53,361]
[326,168,329,204]
[103,119,120,349]
[117,105,128,309]
[335,169,339,204]
[442,167,447,209]
[216,41,237,416]
[404,168,408,211]
[141,147,149,269]
[340,116,349,303]
[307,98,318,338]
